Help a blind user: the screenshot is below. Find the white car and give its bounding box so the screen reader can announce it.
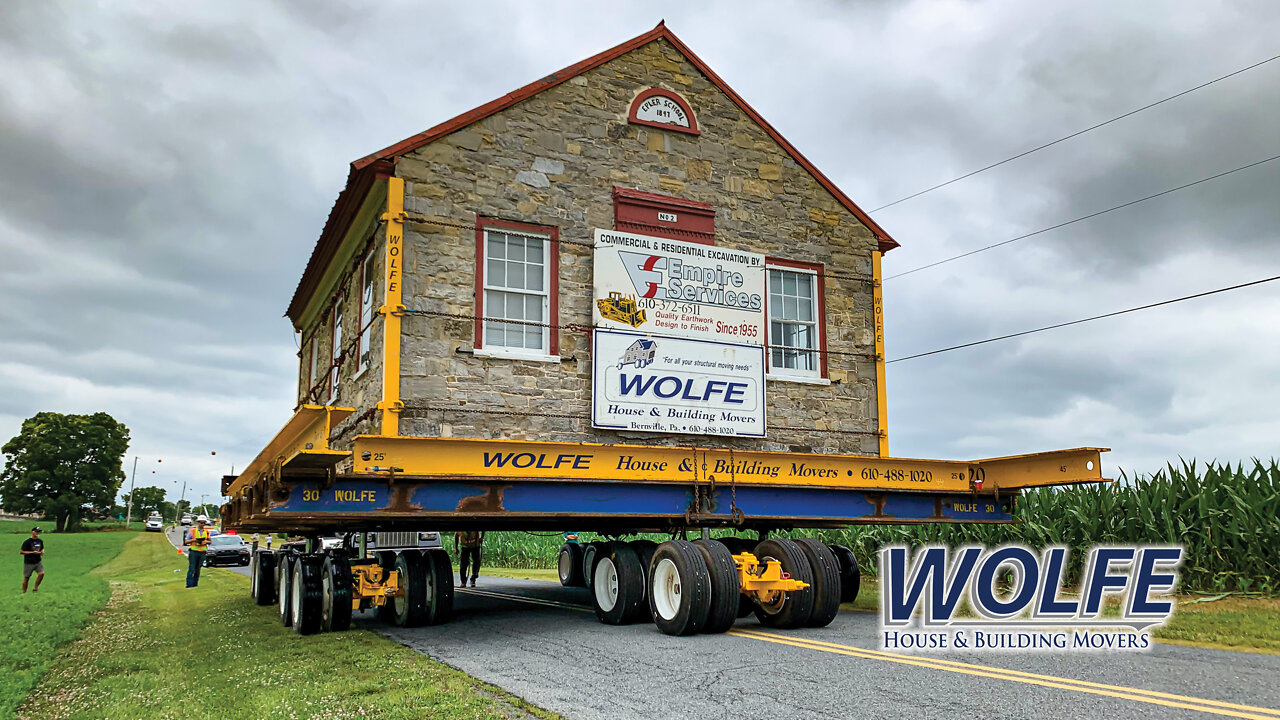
[180,514,193,526]
[144,517,164,532]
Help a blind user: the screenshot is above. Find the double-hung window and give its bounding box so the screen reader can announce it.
[767,263,824,379]
[328,299,343,403]
[357,253,375,375]
[476,220,559,359]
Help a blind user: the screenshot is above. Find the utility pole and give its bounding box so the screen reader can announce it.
[124,456,138,528]
[176,480,188,523]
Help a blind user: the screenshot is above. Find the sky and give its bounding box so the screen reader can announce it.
[1,1,1277,511]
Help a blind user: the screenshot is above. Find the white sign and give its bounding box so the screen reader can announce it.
[635,95,691,129]
[593,229,766,345]
[592,330,766,438]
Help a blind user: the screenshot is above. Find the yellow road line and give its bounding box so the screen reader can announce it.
[729,629,1280,720]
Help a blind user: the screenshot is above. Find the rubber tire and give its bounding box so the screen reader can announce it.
[292,555,323,635]
[693,539,741,634]
[629,540,658,576]
[718,537,754,556]
[321,554,353,632]
[828,544,861,604]
[423,549,455,626]
[592,543,646,625]
[375,551,399,623]
[647,540,712,636]
[277,554,295,627]
[558,543,584,587]
[392,551,429,628]
[254,551,277,606]
[582,542,605,589]
[794,538,842,628]
[752,539,815,629]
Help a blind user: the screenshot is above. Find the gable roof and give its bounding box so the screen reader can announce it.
[287,22,898,326]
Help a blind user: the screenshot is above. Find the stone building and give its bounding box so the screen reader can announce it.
[285,23,898,467]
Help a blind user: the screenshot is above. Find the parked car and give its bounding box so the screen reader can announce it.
[204,534,251,567]
[144,517,164,532]
[180,514,194,526]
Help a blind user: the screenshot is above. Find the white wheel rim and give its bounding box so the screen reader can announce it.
[279,564,288,616]
[652,558,681,621]
[594,557,619,612]
[321,570,332,621]
[559,549,572,580]
[394,558,406,617]
[292,563,303,622]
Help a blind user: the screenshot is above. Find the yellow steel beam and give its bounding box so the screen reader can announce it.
[977,447,1109,489]
[224,405,354,497]
[348,435,1110,493]
[872,250,889,457]
[377,177,406,437]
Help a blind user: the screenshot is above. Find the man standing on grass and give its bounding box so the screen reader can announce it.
[20,526,44,593]
[183,516,211,588]
[455,530,484,588]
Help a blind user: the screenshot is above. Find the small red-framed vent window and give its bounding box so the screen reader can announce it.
[612,187,715,245]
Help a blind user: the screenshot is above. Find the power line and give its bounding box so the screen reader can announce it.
[870,52,1280,213]
[887,273,1280,364]
[885,153,1280,280]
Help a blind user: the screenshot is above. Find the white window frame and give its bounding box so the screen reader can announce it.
[766,265,823,381]
[478,228,555,361]
[356,253,375,378]
[328,299,343,404]
[306,336,320,402]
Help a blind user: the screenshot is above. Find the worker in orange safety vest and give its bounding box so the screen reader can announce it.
[183,516,212,588]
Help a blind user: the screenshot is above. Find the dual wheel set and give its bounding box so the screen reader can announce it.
[559,537,861,636]
[248,547,455,635]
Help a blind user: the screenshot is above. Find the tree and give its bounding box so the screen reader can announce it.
[1,412,130,531]
[122,485,167,517]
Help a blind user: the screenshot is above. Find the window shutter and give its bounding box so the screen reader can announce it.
[612,187,714,245]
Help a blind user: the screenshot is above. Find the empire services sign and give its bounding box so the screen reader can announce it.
[593,229,766,345]
[591,329,765,438]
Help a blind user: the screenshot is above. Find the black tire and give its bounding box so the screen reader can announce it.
[647,540,712,636]
[392,550,428,628]
[557,543,584,587]
[582,542,604,589]
[254,551,277,606]
[752,539,815,629]
[277,553,295,627]
[693,539,741,634]
[321,554,353,632]
[828,544,861,604]
[292,555,323,635]
[423,549,455,626]
[718,537,755,556]
[629,540,659,575]
[591,543,646,625]
[794,538,841,628]
[375,551,399,623]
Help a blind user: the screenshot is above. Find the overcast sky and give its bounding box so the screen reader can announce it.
[1,1,1277,510]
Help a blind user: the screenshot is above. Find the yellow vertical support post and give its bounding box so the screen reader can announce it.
[378,177,406,437]
[872,250,889,457]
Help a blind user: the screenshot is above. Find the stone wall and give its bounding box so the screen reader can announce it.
[321,38,881,456]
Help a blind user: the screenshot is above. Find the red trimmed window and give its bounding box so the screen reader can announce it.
[765,257,827,379]
[328,298,343,402]
[612,187,714,244]
[356,252,375,375]
[474,217,561,357]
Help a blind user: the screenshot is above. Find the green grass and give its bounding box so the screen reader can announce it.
[16,534,561,720]
[1155,595,1280,654]
[0,528,134,719]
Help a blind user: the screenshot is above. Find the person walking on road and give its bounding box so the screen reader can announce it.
[20,527,45,593]
[183,516,212,588]
[455,530,485,587]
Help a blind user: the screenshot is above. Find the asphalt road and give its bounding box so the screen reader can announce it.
[377,577,1280,720]
[161,529,1280,720]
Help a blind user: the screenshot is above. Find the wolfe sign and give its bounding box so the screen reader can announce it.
[591,330,765,437]
[593,229,766,345]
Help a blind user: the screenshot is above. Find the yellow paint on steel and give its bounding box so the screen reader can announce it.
[872,250,889,457]
[352,565,399,608]
[734,552,809,594]
[729,630,1280,719]
[377,177,407,437]
[349,434,1109,493]
[979,448,1109,490]
[224,405,354,497]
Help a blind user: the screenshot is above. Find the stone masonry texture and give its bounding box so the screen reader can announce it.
[302,38,882,457]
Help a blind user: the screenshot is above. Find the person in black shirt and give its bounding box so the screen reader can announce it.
[21,526,45,593]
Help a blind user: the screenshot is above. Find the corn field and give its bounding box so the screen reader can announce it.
[474,459,1280,593]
